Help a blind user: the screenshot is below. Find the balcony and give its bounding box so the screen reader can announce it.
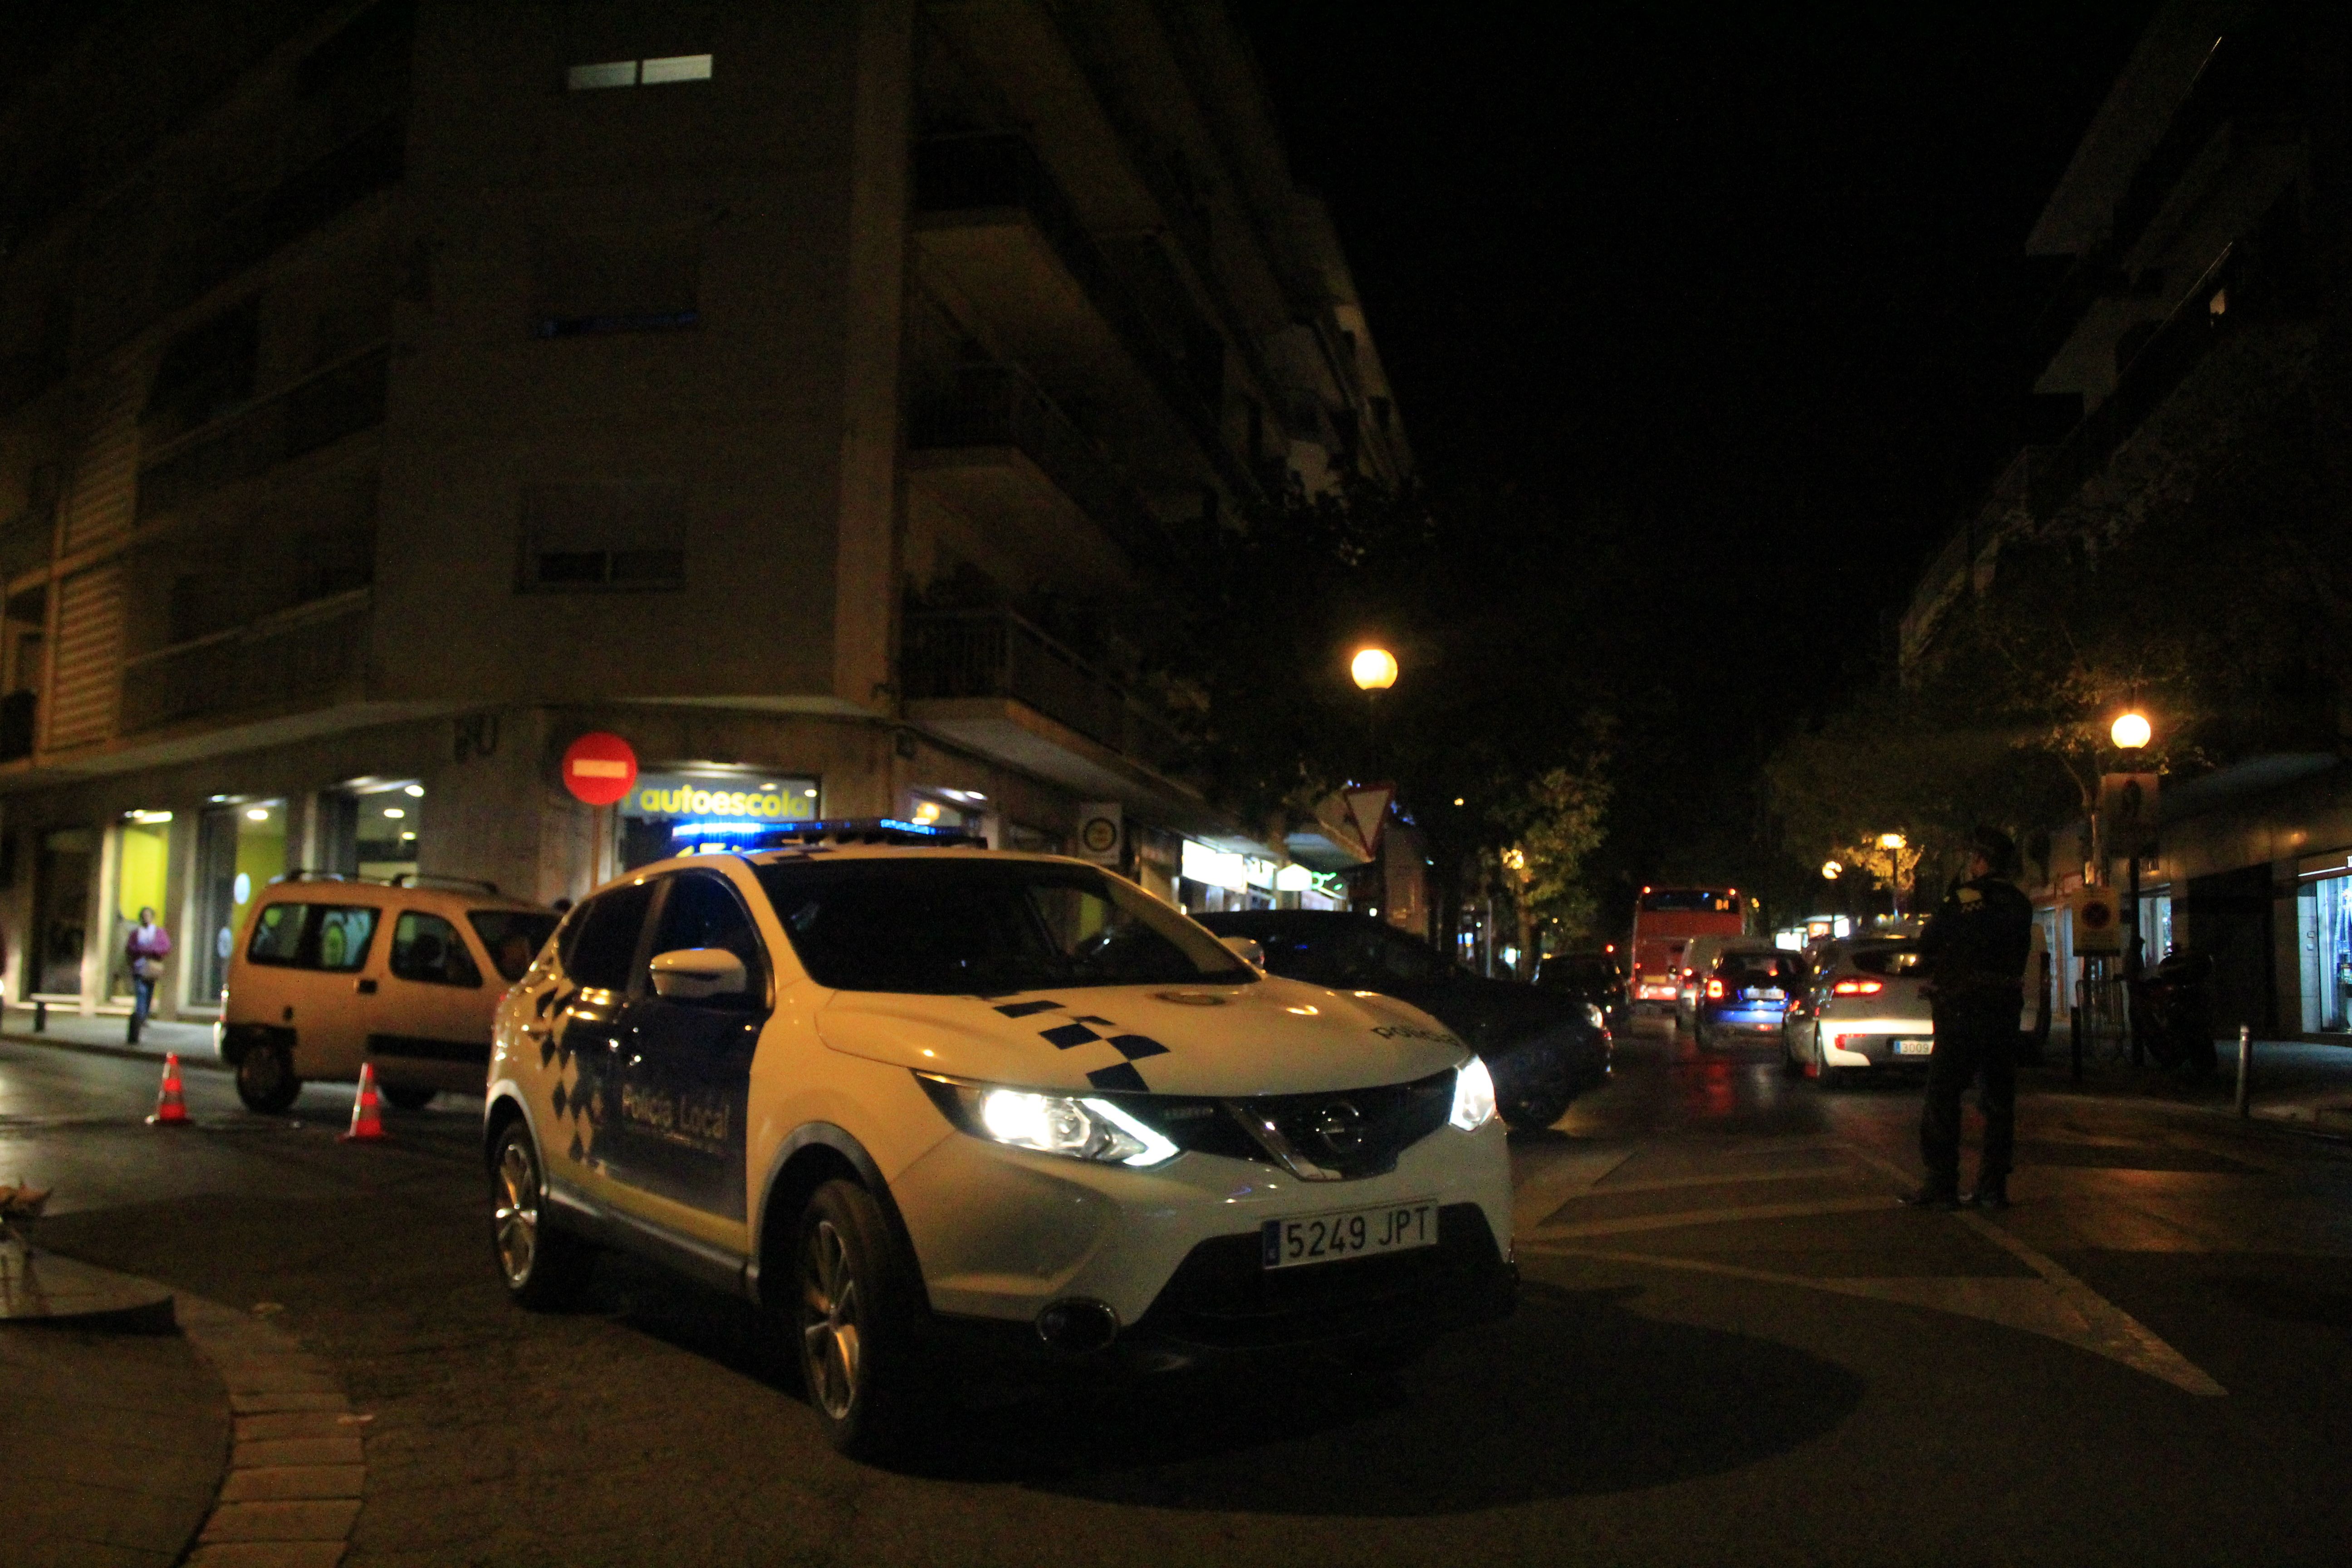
[912,135,1249,497]
[136,348,388,523]
[907,363,1171,585]
[118,588,370,736]
[903,607,1208,808]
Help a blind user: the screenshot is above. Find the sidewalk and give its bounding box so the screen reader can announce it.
[2,1259,227,1568]
[2029,1036,2352,1136]
[0,1004,220,1071]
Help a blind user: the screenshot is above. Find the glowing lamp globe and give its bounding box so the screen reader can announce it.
[2111,711,2152,750]
[1877,832,1906,851]
[1821,860,1843,880]
[1350,647,1398,691]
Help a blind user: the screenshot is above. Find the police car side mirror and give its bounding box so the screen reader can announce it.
[650,948,749,1001]
[1218,935,1265,970]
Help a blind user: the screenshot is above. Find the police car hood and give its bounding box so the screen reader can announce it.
[817,975,1468,1097]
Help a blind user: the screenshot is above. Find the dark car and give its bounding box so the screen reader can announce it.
[1197,910,1612,1131]
[1694,947,1806,1050]
[1535,950,1630,1035]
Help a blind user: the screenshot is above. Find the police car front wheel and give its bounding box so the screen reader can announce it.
[490,1124,594,1310]
[788,1179,925,1460]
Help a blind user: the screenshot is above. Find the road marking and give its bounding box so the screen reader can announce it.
[1510,1144,1637,1232]
[1838,1139,2227,1396]
[1529,1194,1896,1241]
[1573,1161,1862,1199]
[1521,1242,2225,1396]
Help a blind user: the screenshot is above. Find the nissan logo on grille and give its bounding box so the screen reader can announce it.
[1310,1099,1365,1155]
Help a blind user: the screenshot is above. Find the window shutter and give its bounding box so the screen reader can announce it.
[63,372,142,555]
[44,562,124,751]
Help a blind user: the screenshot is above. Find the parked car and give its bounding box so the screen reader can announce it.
[1780,938,1934,1084]
[487,843,1516,1459]
[1535,950,1629,1035]
[219,873,561,1113]
[1694,947,1806,1050]
[1675,935,1781,1034]
[1196,910,1612,1131]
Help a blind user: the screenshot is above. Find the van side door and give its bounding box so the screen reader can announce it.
[369,908,493,1092]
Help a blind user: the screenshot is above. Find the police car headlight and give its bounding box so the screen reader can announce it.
[918,1076,1179,1167]
[1584,1003,1607,1032]
[1450,1057,1497,1132]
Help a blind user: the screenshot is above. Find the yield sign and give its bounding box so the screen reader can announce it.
[1344,784,1395,858]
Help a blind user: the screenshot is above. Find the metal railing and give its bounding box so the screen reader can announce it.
[908,364,1170,568]
[136,347,388,522]
[901,608,1183,772]
[118,589,369,735]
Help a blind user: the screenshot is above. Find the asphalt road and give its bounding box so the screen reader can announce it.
[7,1028,2352,1567]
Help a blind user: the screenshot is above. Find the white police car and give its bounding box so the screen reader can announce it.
[484,823,1515,1457]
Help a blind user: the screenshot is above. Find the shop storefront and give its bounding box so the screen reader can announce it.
[2298,852,2352,1033]
[193,798,288,1003]
[617,769,819,869]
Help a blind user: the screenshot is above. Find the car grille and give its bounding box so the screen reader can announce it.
[1117,1069,1456,1181]
[1137,1203,1506,1348]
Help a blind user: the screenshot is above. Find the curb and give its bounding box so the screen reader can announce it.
[176,1295,367,1568]
[0,1028,230,1074]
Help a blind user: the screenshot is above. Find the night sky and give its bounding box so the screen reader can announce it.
[1243,2,2157,891]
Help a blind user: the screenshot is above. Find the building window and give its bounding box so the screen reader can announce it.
[519,482,687,592]
[532,228,701,338]
[2300,870,2352,1033]
[566,54,712,91]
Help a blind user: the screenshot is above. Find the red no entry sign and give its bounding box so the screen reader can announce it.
[562,732,639,805]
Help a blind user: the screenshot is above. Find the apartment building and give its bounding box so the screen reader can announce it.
[1892,0,2352,1038]
[0,0,1403,1019]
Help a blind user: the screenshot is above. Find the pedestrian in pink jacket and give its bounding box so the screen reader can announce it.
[125,907,171,1045]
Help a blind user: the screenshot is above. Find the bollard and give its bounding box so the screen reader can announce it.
[2235,1023,2252,1118]
[33,999,44,1032]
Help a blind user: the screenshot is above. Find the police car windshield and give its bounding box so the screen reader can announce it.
[753,859,1256,993]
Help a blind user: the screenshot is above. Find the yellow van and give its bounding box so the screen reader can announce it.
[217,874,560,1113]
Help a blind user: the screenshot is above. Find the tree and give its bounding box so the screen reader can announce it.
[1154,475,1622,948]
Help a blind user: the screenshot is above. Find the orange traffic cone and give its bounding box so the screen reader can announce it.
[340,1063,389,1143]
[147,1053,192,1127]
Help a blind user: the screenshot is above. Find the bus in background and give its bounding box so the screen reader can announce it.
[1628,887,1749,1028]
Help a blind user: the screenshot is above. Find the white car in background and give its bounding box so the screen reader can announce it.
[1781,939,1935,1083]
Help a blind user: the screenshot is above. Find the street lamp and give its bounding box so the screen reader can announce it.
[1821,859,1842,879]
[2111,710,2152,750]
[1350,645,1396,773]
[1877,831,1906,851]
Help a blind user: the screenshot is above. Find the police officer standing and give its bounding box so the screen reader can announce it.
[1901,826,2034,1211]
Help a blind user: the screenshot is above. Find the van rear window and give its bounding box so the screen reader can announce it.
[244,903,378,971]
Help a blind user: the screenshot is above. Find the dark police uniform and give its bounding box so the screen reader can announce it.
[1916,871,2034,1197]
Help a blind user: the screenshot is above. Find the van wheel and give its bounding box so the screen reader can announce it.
[382,1084,437,1112]
[789,1179,927,1461]
[491,1124,594,1309]
[235,1041,301,1114]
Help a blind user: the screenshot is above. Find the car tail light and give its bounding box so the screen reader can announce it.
[1704,978,1725,999]
[1832,978,1883,996]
